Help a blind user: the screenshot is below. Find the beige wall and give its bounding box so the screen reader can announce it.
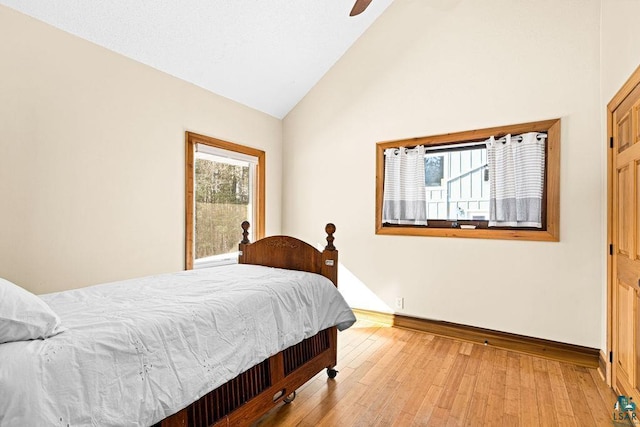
[601,0,640,102]
[283,0,603,348]
[0,6,282,294]
[600,0,640,353]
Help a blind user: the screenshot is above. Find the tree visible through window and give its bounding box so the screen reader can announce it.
[194,154,251,259]
[185,132,265,269]
[424,155,445,188]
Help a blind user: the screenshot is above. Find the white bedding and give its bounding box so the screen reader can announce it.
[0,264,356,426]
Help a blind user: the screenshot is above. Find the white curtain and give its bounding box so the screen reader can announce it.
[382,145,428,225]
[486,132,546,228]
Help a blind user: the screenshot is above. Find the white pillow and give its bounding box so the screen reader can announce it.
[0,277,65,344]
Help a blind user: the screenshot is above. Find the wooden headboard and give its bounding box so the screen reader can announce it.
[238,222,339,286]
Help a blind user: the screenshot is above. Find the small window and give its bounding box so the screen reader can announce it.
[185,132,265,269]
[375,119,560,241]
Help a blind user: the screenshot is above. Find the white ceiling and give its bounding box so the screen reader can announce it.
[0,0,394,118]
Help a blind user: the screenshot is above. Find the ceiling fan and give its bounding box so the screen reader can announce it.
[350,0,374,16]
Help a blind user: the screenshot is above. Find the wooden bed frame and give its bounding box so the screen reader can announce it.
[156,222,340,427]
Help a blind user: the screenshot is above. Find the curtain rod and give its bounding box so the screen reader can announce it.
[386,131,548,155]
[494,132,547,144]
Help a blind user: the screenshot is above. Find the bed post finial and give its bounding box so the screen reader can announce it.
[325,223,336,251]
[241,221,250,244]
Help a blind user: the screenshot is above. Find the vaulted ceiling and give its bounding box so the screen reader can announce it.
[0,0,394,118]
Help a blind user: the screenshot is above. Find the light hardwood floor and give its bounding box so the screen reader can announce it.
[255,321,618,426]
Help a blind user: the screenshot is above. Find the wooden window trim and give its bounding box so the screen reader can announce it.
[185,132,266,269]
[375,118,561,241]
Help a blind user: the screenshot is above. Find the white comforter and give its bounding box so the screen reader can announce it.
[0,264,356,426]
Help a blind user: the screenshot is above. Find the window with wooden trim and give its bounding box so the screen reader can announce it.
[185,132,265,269]
[375,119,560,241]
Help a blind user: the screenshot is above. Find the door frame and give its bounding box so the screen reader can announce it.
[607,64,640,389]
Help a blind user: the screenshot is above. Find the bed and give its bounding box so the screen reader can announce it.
[0,222,355,426]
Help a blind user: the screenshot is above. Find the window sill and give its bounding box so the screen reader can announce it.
[375,225,559,242]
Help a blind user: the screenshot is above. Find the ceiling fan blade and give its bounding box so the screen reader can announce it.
[350,0,374,16]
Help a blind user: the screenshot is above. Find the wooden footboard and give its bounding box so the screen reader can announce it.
[158,327,337,427]
[158,223,340,427]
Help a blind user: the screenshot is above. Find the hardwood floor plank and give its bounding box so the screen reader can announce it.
[483,349,508,426]
[533,358,559,425]
[413,384,444,426]
[358,339,407,386]
[503,352,521,418]
[391,410,418,427]
[518,353,541,426]
[547,360,576,420]
[255,321,616,427]
[374,337,433,425]
[446,344,483,426]
[559,362,598,427]
[437,353,469,410]
[314,382,369,427]
[574,365,617,426]
[444,372,476,426]
[502,413,519,426]
[425,406,450,426]
[365,348,419,419]
[459,341,473,356]
[555,413,579,427]
[465,346,495,425]
[588,368,617,409]
[400,347,446,418]
[432,340,462,387]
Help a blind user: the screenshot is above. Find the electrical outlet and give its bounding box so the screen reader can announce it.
[395,297,404,310]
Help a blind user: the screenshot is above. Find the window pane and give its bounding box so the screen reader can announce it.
[424,146,489,221]
[194,154,253,260]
